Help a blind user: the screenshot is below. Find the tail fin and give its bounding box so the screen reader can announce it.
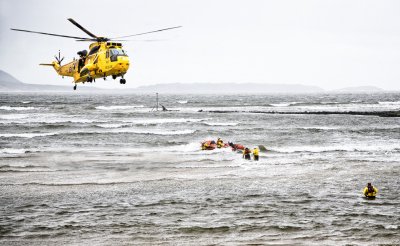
[39,61,60,72]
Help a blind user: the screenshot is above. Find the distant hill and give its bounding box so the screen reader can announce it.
[332,86,385,93]
[0,70,389,94]
[0,70,99,92]
[133,82,325,94]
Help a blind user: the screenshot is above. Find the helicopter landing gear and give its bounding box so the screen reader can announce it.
[120,78,126,84]
[73,84,77,90]
[87,77,93,83]
[112,75,117,80]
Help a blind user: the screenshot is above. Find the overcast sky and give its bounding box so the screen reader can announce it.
[1,0,400,90]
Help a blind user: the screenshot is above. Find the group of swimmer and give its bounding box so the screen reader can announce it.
[202,139,379,199]
[201,138,260,161]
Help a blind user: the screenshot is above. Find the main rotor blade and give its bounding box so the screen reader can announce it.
[75,39,98,42]
[111,39,166,42]
[67,18,98,38]
[10,28,92,40]
[111,26,182,39]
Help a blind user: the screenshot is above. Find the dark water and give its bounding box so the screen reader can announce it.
[1,92,399,245]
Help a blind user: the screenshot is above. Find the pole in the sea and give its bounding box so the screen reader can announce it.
[156,93,159,111]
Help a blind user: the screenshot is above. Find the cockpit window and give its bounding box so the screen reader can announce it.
[110,48,127,56]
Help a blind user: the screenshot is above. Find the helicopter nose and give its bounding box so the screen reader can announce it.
[117,56,130,72]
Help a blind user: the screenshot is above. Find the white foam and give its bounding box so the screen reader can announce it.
[0,106,35,111]
[270,102,299,107]
[126,118,205,125]
[384,225,398,230]
[96,105,144,110]
[0,114,29,120]
[0,148,27,154]
[378,101,400,105]
[203,122,238,126]
[271,144,400,153]
[112,128,196,135]
[177,100,188,104]
[96,123,128,128]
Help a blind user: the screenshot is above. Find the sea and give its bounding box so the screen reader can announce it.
[0,92,399,245]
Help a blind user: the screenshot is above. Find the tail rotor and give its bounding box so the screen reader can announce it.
[54,50,64,65]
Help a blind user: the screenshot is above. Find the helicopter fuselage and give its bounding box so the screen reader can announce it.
[49,41,130,83]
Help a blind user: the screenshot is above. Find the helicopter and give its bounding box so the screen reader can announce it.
[11,18,181,90]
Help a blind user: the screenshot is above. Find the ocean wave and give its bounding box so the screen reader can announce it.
[299,126,339,130]
[112,128,196,135]
[0,132,58,138]
[96,105,145,110]
[203,122,238,126]
[270,144,400,153]
[0,114,29,120]
[126,118,206,125]
[270,102,300,107]
[0,106,35,111]
[378,101,400,105]
[96,123,130,128]
[177,100,188,104]
[0,148,28,154]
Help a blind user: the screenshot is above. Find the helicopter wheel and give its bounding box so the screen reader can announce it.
[120,79,126,84]
[112,75,117,80]
[73,84,77,90]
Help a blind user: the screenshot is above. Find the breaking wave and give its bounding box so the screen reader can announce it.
[270,102,300,107]
[96,105,145,110]
[270,144,400,153]
[127,118,205,125]
[0,106,35,111]
[112,129,196,135]
[0,114,29,120]
[203,122,238,126]
[378,101,400,105]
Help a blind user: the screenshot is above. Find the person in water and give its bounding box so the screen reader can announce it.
[202,142,209,150]
[253,147,259,161]
[216,138,224,148]
[363,183,378,198]
[243,147,251,160]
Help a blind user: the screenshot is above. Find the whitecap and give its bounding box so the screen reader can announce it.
[270,102,299,107]
[0,114,29,120]
[126,118,205,125]
[177,100,188,104]
[0,148,27,154]
[384,225,398,230]
[96,105,144,110]
[270,144,400,153]
[112,128,196,135]
[0,106,35,111]
[96,123,128,128]
[378,101,400,105]
[203,122,238,126]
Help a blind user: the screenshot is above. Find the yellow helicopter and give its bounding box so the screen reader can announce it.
[11,18,181,90]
